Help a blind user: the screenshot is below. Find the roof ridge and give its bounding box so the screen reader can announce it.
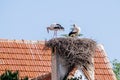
[0,39,45,44]
[96,44,108,57]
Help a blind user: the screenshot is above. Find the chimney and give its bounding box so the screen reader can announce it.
[51,48,69,80]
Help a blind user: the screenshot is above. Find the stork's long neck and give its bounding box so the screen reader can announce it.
[77,27,81,34]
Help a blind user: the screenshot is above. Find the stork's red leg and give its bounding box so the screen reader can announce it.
[54,31,57,38]
[53,31,55,38]
[56,31,57,37]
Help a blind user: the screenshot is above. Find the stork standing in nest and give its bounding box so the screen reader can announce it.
[68,24,81,37]
[47,23,64,37]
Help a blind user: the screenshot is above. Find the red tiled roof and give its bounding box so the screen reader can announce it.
[0,39,51,79]
[94,44,116,80]
[0,39,116,80]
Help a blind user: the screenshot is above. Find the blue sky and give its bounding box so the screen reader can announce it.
[0,0,120,61]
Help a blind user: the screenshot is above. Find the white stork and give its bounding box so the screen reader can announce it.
[68,24,81,37]
[47,23,64,37]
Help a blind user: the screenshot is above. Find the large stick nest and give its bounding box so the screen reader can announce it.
[45,37,97,70]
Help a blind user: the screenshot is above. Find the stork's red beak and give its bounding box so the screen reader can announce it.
[47,27,49,33]
[71,24,75,27]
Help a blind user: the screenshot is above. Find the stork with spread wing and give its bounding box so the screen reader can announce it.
[47,23,64,37]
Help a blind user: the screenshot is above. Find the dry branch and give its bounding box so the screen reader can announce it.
[45,37,97,70]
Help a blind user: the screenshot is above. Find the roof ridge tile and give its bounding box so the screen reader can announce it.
[0,39,45,44]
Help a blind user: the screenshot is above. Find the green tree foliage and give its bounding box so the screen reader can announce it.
[0,70,28,80]
[112,59,120,80]
[68,77,79,80]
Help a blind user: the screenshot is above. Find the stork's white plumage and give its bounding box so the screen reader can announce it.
[47,23,64,37]
[69,24,81,37]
